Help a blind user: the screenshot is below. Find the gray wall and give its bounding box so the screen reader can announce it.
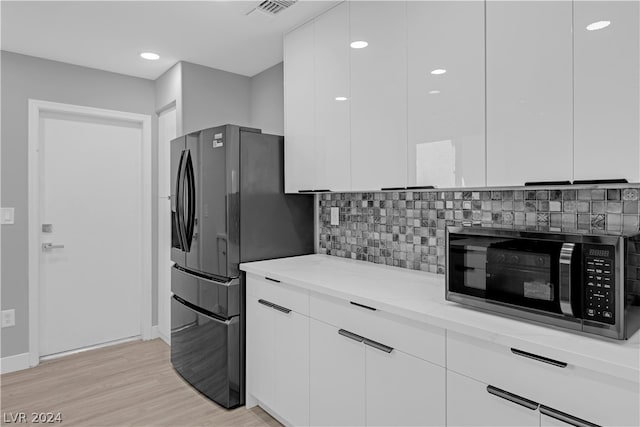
[155,62,183,134]
[250,62,284,135]
[0,51,157,358]
[181,61,251,134]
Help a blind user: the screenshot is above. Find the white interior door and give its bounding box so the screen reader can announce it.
[157,107,177,343]
[39,112,144,357]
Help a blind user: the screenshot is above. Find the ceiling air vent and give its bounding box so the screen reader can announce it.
[247,0,297,17]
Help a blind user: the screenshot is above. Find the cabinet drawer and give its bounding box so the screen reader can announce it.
[246,274,309,315]
[309,293,445,366]
[447,331,639,427]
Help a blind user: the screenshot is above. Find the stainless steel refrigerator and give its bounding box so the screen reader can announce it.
[170,124,314,408]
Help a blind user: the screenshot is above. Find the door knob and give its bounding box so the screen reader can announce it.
[42,243,65,250]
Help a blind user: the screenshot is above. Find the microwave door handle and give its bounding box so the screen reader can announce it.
[559,243,575,317]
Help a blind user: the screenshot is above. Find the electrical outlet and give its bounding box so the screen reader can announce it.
[330,207,339,226]
[2,309,15,328]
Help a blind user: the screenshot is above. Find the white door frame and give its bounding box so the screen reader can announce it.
[27,99,153,367]
[156,102,177,345]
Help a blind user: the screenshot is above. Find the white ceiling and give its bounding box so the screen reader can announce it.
[0,0,338,80]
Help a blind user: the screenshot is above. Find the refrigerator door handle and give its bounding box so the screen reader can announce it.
[184,151,196,250]
[174,150,187,251]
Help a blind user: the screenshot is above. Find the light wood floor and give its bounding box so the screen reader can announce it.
[1,339,281,427]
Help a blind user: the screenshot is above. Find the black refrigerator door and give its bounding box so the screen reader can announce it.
[171,295,241,409]
[184,127,229,278]
[171,136,187,267]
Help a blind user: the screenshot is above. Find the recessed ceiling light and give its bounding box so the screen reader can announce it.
[431,69,447,75]
[140,52,160,61]
[335,96,348,101]
[350,41,368,49]
[586,20,611,31]
[428,90,441,95]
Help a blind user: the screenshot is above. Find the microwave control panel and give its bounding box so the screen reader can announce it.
[583,245,615,324]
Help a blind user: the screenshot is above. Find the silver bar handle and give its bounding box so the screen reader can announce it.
[338,329,364,343]
[559,242,576,317]
[364,338,394,354]
[540,405,601,427]
[42,243,65,250]
[486,385,538,410]
[510,348,567,368]
[271,303,291,314]
[258,299,274,308]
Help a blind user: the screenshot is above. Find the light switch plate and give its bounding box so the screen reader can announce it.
[1,208,15,225]
[330,207,339,226]
[1,309,15,328]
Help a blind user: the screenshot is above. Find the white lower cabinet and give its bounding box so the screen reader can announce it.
[246,294,275,408]
[540,414,570,427]
[366,345,445,426]
[309,319,365,426]
[309,317,445,426]
[246,273,638,427]
[246,279,310,426]
[447,370,540,427]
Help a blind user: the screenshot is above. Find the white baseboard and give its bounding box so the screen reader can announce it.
[149,325,170,345]
[149,325,160,339]
[1,352,30,374]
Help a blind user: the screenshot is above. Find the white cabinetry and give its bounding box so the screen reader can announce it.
[573,1,640,182]
[486,0,573,186]
[447,331,639,427]
[309,319,365,426]
[407,1,485,188]
[349,1,407,191]
[246,294,276,408]
[314,2,350,191]
[447,370,540,427]
[245,276,310,426]
[284,20,315,193]
[366,345,445,427]
[309,294,445,426]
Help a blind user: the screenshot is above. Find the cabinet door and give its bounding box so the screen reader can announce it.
[574,1,640,182]
[309,319,365,426]
[246,295,275,407]
[284,21,316,193]
[540,414,570,427]
[350,1,407,191]
[366,346,445,426]
[314,2,351,192]
[274,310,310,427]
[407,1,485,188]
[486,0,573,186]
[446,371,540,427]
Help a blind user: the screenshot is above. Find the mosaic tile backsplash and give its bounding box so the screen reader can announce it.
[318,186,640,274]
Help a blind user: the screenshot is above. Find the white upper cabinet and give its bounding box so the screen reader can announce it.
[574,1,640,183]
[314,2,351,192]
[349,1,407,191]
[284,20,316,193]
[486,0,573,186]
[407,1,485,189]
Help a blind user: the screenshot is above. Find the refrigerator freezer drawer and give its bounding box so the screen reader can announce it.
[171,265,239,318]
[171,295,242,409]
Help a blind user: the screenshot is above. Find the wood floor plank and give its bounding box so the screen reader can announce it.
[1,339,281,427]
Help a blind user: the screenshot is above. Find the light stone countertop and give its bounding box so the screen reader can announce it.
[241,254,640,382]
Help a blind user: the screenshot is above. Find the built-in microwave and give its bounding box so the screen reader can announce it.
[446,227,640,340]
